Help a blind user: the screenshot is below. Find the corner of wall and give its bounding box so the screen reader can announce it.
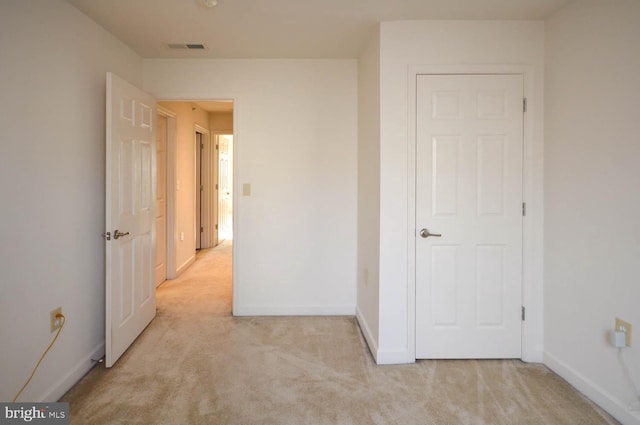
[356,306,379,363]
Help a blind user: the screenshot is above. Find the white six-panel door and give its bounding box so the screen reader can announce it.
[415,74,524,359]
[106,73,157,367]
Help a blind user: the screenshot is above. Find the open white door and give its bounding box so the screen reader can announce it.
[105,73,157,367]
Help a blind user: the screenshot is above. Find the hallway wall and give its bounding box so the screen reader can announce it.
[157,102,210,274]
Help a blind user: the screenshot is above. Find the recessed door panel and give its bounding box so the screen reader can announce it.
[432,136,459,216]
[476,245,505,327]
[477,135,506,216]
[431,245,460,327]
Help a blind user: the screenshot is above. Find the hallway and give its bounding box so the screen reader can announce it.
[157,241,233,318]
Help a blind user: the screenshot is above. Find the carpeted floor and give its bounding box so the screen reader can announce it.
[61,241,619,424]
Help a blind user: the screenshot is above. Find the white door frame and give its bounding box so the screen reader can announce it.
[195,124,213,249]
[156,97,239,316]
[157,106,178,279]
[407,65,542,363]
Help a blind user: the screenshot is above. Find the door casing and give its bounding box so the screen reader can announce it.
[414,73,524,358]
[407,64,541,363]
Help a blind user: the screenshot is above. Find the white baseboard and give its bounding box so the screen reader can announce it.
[39,342,105,402]
[234,305,356,316]
[355,306,378,363]
[376,348,411,365]
[174,255,196,278]
[544,351,640,425]
[355,307,412,365]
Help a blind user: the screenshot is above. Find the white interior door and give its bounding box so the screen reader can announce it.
[155,114,167,287]
[105,72,157,367]
[217,134,233,241]
[415,74,524,359]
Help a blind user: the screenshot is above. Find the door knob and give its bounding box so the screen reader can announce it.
[113,230,130,240]
[420,228,442,238]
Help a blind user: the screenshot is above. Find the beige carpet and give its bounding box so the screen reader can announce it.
[62,242,619,425]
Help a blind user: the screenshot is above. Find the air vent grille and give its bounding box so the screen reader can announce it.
[167,43,207,50]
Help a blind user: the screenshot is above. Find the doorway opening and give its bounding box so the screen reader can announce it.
[156,100,234,291]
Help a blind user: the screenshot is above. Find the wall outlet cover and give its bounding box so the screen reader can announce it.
[615,317,632,347]
[50,307,63,333]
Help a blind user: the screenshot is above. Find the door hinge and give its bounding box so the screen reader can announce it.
[200,142,204,150]
[215,224,219,230]
[200,226,204,233]
[216,144,219,150]
[201,185,204,191]
[101,231,111,241]
[523,98,527,113]
[215,183,219,190]
[522,306,526,321]
[522,202,526,217]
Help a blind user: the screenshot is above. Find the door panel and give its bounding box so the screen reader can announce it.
[106,73,157,367]
[415,74,523,359]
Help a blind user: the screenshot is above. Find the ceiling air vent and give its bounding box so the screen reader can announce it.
[167,43,207,50]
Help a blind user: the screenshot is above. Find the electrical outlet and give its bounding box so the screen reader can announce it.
[615,317,632,347]
[50,307,63,333]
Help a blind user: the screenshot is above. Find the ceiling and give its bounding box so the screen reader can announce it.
[67,0,572,59]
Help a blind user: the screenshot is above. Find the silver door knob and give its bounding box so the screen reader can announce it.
[113,230,130,240]
[420,228,442,238]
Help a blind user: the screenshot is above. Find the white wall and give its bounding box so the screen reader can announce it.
[544,1,640,423]
[0,0,142,401]
[377,20,545,363]
[356,29,382,360]
[144,59,358,315]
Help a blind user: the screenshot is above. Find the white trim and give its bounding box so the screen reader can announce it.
[156,106,178,279]
[175,254,196,277]
[545,351,640,425]
[38,342,104,402]
[377,348,411,365]
[407,64,542,363]
[356,306,379,363]
[230,102,240,317]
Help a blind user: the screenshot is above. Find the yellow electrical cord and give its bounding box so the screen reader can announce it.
[12,313,66,402]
